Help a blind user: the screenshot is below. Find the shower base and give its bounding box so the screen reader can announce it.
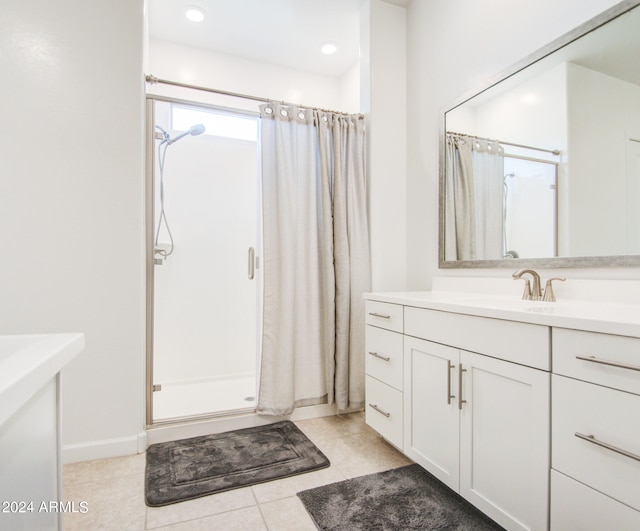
[153,376,257,422]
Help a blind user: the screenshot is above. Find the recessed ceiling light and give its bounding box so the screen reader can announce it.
[185,6,206,23]
[321,42,338,55]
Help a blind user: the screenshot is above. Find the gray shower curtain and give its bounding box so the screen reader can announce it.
[258,103,370,416]
[445,133,504,260]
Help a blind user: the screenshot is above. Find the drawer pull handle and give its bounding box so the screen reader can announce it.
[458,364,467,410]
[369,351,391,362]
[575,355,640,372]
[447,360,456,405]
[369,312,391,319]
[574,432,640,463]
[369,403,391,418]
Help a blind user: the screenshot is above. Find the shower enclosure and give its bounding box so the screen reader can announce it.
[502,152,558,259]
[145,96,261,425]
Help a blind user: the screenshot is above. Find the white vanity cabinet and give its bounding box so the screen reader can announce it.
[550,328,640,531]
[364,284,640,531]
[402,308,550,531]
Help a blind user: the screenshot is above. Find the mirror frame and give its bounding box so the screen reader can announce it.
[439,0,640,269]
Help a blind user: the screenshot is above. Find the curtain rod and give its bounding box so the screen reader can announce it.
[145,74,361,117]
[446,131,560,156]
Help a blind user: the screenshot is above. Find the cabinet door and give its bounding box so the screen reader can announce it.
[459,351,550,531]
[404,336,460,491]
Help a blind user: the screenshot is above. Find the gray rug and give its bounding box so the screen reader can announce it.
[297,464,505,530]
[145,420,329,507]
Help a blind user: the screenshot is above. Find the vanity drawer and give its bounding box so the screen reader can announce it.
[365,301,403,333]
[553,328,640,395]
[552,375,640,511]
[404,307,550,370]
[365,326,403,391]
[365,375,403,449]
[551,470,640,531]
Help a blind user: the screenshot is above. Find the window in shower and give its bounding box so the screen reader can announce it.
[171,104,258,141]
[147,97,261,423]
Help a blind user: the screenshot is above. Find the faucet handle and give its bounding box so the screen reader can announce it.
[516,278,533,300]
[542,277,566,302]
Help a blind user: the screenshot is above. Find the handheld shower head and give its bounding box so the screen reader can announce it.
[189,124,205,136]
[166,123,206,145]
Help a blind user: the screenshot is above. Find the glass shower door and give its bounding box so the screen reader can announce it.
[147,97,260,423]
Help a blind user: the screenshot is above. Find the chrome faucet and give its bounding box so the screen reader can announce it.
[512,270,566,302]
[512,269,542,300]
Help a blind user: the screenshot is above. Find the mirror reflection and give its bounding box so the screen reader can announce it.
[441,2,640,266]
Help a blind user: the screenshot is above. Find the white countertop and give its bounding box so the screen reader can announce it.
[0,333,85,426]
[364,291,640,338]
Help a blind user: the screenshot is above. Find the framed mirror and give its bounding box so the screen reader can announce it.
[439,0,640,268]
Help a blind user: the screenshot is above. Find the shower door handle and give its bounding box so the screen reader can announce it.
[248,247,255,280]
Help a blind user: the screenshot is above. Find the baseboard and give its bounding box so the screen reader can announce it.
[62,431,147,464]
[64,404,363,462]
[288,403,338,421]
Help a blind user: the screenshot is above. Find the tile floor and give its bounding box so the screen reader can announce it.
[63,412,412,530]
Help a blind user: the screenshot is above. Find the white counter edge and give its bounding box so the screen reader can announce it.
[0,333,85,427]
[364,291,640,338]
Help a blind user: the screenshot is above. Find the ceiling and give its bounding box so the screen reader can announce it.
[148,0,409,78]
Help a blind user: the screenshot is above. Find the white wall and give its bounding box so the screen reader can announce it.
[362,0,408,291]
[567,63,640,256]
[406,0,640,287]
[148,39,358,114]
[0,0,146,461]
[471,64,569,152]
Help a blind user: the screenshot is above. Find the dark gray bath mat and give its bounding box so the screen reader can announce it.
[297,464,505,530]
[145,420,329,506]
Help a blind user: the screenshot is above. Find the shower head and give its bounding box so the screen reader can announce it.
[166,123,206,145]
[189,124,205,136]
[504,172,515,180]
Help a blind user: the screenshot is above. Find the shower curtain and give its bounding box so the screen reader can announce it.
[445,133,504,260]
[471,136,504,259]
[445,134,475,260]
[258,103,370,416]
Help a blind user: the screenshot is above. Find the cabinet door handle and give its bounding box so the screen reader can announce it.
[575,355,640,372]
[447,360,456,405]
[248,247,255,280]
[368,351,390,362]
[574,432,640,462]
[458,364,467,410]
[368,312,391,319]
[368,403,391,418]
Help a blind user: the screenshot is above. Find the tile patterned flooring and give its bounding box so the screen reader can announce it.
[63,412,412,530]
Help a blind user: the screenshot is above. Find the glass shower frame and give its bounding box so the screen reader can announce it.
[144,95,262,427]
